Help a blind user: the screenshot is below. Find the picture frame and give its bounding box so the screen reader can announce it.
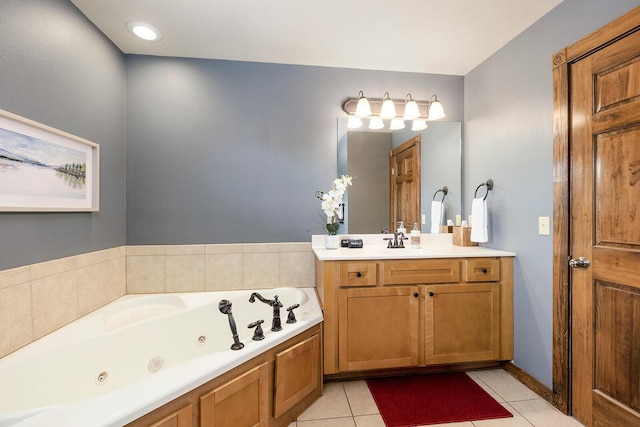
[0,109,99,212]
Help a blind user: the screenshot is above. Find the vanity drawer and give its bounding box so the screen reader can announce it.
[463,258,500,282]
[381,259,460,285]
[338,262,377,287]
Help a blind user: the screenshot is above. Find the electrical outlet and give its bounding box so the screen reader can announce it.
[538,217,550,235]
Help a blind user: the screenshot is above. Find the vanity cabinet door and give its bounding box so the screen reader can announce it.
[149,405,193,427]
[338,286,419,372]
[425,283,500,364]
[200,362,269,427]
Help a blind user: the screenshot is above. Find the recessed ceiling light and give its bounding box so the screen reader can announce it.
[127,21,161,42]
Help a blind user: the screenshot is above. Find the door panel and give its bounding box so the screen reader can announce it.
[570,25,640,427]
[389,135,420,232]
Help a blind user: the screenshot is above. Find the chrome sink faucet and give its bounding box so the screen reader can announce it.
[249,292,283,331]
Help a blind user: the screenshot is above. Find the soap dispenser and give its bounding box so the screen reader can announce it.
[396,221,406,236]
[410,223,420,248]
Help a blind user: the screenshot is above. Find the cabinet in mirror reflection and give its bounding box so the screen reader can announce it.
[337,118,461,234]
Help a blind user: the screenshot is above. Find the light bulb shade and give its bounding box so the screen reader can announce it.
[389,118,405,130]
[380,92,396,119]
[428,97,446,120]
[368,118,384,130]
[355,90,372,117]
[412,119,428,131]
[403,94,420,120]
[347,117,363,129]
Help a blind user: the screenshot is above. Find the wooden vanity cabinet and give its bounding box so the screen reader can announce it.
[317,257,513,375]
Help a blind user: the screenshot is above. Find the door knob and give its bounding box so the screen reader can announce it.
[569,257,590,269]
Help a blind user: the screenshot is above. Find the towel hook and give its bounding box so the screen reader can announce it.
[474,179,493,201]
[432,186,448,202]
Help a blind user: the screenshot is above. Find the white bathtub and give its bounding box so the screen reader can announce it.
[0,287,322,427]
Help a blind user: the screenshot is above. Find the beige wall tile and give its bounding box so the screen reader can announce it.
[280,242,312,252]
[31,256,78,280]
[0,266,31,291]
[205,253,243,291]
[243,252,280,289]
[280,251,315,287]
[126,255,165,293]
[205,244,243,254]
[77,248,112,267]
[127,245,166,256]
[243,243,282,254]
[165,245,205,256]
[31,270,78,339]
[0,283,33,358]
[109,256,127,301]
[165,255,205,292]
[78,261,111,316]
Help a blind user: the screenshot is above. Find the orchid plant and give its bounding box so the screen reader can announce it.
[316,175,354,235]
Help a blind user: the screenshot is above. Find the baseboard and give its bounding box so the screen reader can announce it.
[502,361,559,409]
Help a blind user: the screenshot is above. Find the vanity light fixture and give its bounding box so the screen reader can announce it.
[403,94,421,121]
[342,91,446,131]
[368,118,384,130]
[355,91,372,117]
[380,92,397,119]
[347,117,363,129]
[127,21,162,42]
[412,119,428,131]
[427,95,446,120]
[389,118,406,130]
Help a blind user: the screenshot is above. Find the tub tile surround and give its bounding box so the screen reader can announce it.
[127,242,315,293]
[0,247,127,358]
[0,242,315,358]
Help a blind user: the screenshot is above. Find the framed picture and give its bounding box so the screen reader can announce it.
[0,109,99,212]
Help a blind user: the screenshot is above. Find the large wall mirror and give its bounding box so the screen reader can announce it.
[337,118,462,234]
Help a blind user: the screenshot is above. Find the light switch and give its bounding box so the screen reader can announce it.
[421,214,426,225]
[538,217,550,235]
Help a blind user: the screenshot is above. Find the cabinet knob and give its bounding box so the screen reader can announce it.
[413,292,419,298]
[481,268,488,273]
[356,272,362,278]
[428,291,434,297]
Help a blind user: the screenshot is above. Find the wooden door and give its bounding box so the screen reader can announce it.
[424,283,500,364]
[338,286,419,372]
[554,9,640,426]
[389,135,421,233]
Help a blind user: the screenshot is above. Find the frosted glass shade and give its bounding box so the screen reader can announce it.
[380,93,396,119]
[369,118,384,130]
[412,119,428,131]
[355,92,372,117]
[347,117,363,129]
[390,119,405,130]
[428,98,446,120]
[403,96,420,120]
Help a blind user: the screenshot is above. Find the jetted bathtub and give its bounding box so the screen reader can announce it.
[0,287,322,426]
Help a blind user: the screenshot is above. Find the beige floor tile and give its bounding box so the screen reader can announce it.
[354,414,385,427]
[343,380,379,416]
[297,383,352,421]
[287,422,296,427]
[418,422,474,427]
[297,417,356,427]
[509,398,584,427]
[467,370,506,403]
[473,402,533,426]
[472,369,540,402]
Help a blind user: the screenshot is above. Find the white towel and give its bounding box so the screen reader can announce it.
[430,200,443,234]
[470,198,488,242]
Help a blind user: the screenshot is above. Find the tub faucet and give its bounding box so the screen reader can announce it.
[249,293,283,331]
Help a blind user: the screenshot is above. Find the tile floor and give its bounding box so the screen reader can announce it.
[287,369,585,427]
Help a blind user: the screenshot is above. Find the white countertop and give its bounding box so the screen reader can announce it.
[312,234,516,261]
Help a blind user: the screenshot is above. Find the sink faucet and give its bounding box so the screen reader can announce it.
[384,231,407,248]
[249,293,283,331]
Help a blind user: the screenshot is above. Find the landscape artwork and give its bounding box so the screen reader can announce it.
[0,110,99,211]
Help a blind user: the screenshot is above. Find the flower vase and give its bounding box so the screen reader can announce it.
[325,235,339,250]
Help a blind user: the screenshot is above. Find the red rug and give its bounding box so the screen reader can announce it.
[366,372,513,426]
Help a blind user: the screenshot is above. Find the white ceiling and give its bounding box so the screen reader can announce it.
[71,0,563,76]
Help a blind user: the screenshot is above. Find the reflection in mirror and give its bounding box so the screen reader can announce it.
[337,118,461,234]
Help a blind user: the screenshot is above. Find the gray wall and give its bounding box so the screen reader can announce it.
[464,0,639,387]
[0,0,126,270]
[125,56,464,244]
